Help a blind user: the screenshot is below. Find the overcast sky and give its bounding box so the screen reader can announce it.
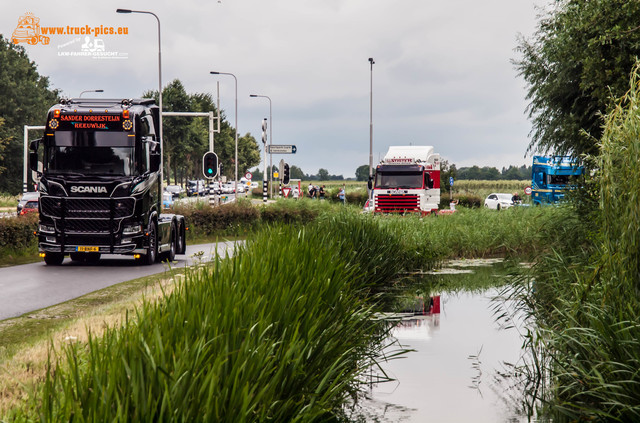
[2,0,545,178]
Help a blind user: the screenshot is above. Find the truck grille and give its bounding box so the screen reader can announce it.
[41,196,134,235]
[375,194,420,213]
[41,197,135,219]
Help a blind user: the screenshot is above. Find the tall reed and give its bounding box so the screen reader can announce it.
[508,65,640,422]
[8,213,425,422]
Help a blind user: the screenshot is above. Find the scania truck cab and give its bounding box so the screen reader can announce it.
[531,155,584,205]
[30,98,187,265]
[370,145,441,215]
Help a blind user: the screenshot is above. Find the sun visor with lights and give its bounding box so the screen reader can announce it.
[47,110,133,132]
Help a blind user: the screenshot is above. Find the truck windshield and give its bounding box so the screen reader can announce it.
[46,131,135,176]
[375,172,423,189]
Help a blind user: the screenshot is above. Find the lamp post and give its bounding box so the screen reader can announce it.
[368,58,375,192]
[210,71,238,196]
[79,89,103,97]
[249,94,272,197]
[116,8,164,183]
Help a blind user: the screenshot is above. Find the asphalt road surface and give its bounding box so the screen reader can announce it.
[0,241,238,321]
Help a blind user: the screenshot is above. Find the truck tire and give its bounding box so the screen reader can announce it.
[176,221,186,254]
[160,224,176,263]
[44,252,64,266]
[137,221,157,265]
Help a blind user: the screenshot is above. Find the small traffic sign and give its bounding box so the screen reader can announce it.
[245,171,252,180]
[267,145,297,154]
[282,187,291,198]
[273,171,279,178]
[524,186,532,195]
[449,176,454,186]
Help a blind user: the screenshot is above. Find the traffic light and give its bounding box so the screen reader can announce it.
[203,151,218,179]
[283,163,290,185]
[261,118,267,144]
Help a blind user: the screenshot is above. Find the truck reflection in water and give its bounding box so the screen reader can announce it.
[357,260,532,423]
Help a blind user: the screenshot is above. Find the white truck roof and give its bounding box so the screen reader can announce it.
[382,145,440,167]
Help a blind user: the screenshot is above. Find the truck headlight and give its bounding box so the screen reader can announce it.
[123,224,142,235]
[39,223,55,233]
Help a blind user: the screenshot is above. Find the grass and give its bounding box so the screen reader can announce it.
[451,179,531,203]
[0,204,560,421]
[503,66,640,422]
[0,194,18,209]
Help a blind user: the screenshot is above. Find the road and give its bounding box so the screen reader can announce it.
[0,241,238,321]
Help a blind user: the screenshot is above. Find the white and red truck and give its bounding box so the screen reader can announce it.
[369,145,441,215]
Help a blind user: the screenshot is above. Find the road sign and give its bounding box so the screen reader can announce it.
[282,187,291,198]
[273,171,279,178]
[245,171,252,180]
[449,176,454,186]
[267,144,297,154]
[524,186,532,196]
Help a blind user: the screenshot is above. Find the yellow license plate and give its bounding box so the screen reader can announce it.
[76,246,99,252]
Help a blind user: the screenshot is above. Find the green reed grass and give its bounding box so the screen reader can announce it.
[505,65,640,422]
[8,213,427,422]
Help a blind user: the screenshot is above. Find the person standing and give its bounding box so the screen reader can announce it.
[337,186,345,204]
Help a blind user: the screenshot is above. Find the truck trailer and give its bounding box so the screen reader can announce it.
[531,155,584,205]
[370,145,441,215]
[30,98,187,265]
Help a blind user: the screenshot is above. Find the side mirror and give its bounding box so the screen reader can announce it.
[30,138,40,152]
[150,153,160,172]
[367,175,373,190]
[29,152,40,173]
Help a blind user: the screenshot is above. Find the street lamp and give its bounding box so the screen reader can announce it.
[368,58,375,190]
[116,8,164,183]
[249,94,272,197]
[210,71,238,196]
[79,89,103,97]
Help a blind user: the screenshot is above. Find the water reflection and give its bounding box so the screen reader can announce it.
[357,260,533,423]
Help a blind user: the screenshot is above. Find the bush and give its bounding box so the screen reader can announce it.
[0,214,38,249]
[172,200,260,237]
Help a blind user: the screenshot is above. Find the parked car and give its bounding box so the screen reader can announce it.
[162,192,174,209]
[164,184,183,199]
[209,181,222,195]
[17,191,39,214]
[221,182,235,194]
[19,200,39,216]
[187,180,207,196]
[362,198,374,213]
[484,193,514,210]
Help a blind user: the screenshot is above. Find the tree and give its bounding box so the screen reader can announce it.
[355,164,370,181]
[0,35,58,194]
[289,165,305,180]
[515,0,640,157]
[316,168,329,181]
[144,80,259,184]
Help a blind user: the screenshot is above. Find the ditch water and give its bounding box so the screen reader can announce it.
[355,259,534,422]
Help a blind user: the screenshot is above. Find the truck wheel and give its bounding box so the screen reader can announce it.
[161,225,176,263]
[138,221,157,265]
[44,252,64,265]
[176,221,186,254]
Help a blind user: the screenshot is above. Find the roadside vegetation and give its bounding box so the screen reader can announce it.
[507,67,640,422]
[1,202,558,421]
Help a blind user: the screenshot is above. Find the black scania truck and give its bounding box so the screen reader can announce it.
[30,98,187,265]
